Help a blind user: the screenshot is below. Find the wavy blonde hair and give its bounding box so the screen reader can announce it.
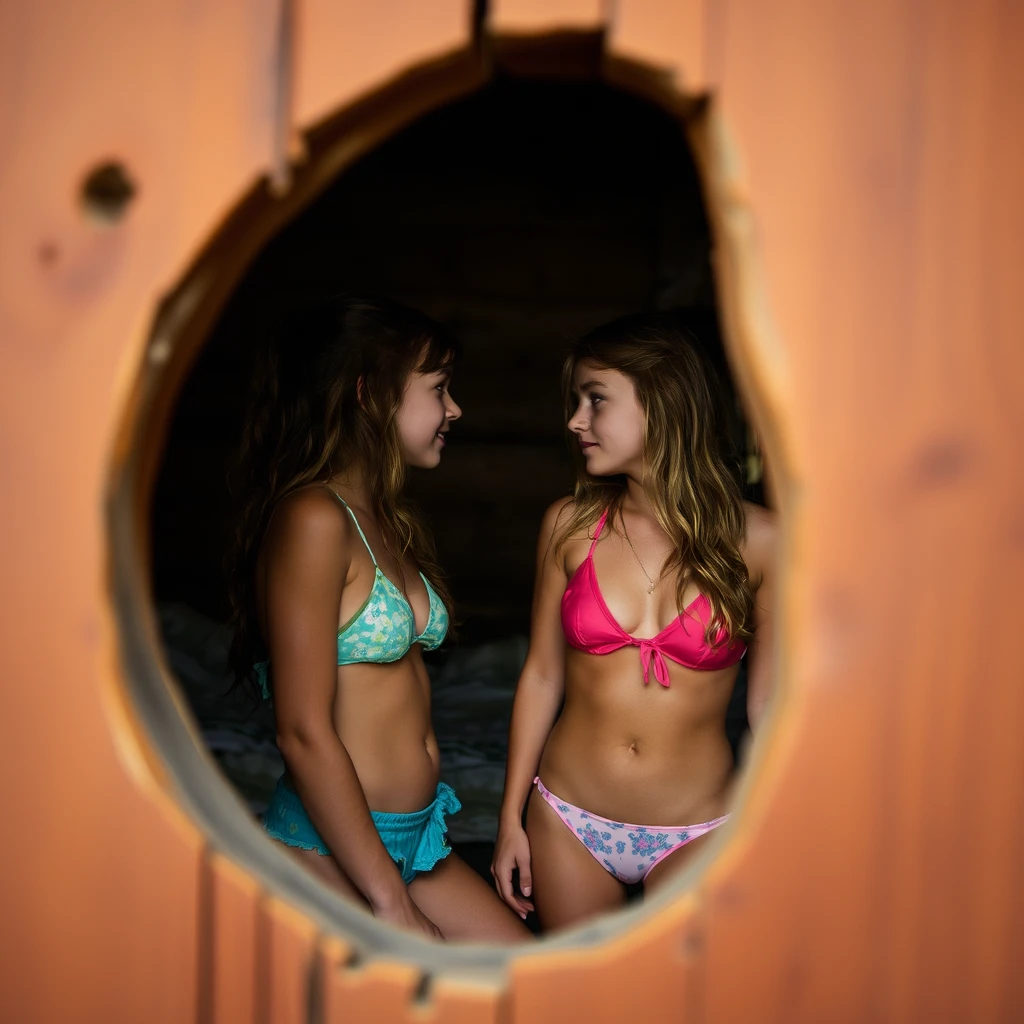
[556,312,752,647]
[227,295,459,696]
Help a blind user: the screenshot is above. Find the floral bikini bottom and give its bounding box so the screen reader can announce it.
[533,776,729,885]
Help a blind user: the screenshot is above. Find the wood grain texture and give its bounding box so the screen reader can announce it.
[425,977,509,1024]
[608,0,708,92]
[264,896,320,1024]
[293,0,471,127]
[0,3,280,1022]
[509,895,703,1021]
[320,946,421,1022]
[320,958,506,1024]
[490,0,606,34]
[209,853,262,1024]
[696,0,1024,1020]
[2,1,1022,1021]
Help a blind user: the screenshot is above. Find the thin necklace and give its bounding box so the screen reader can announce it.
[620,512,660,595]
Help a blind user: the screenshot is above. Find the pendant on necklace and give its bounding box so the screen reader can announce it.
[647,583,655,594]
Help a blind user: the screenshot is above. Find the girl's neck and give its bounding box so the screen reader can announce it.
[620,475,656,519]
[327,465,369,503]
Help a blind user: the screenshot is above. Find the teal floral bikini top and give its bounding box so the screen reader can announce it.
[255,490,449,700]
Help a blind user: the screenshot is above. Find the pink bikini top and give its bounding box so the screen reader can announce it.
[560,508,746,687]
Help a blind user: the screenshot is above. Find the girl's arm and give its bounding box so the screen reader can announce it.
[743,503,778,734]
[264,490,439,938]
[492,498,572,915]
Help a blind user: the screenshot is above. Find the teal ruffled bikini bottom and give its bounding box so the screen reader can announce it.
[261,776,460,884]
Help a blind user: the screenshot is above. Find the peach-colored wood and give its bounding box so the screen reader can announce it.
[694,2,1024,1019]
[510,894,702,1020]
[608,0,708,92]
[0,5,282,1021]
[0,2,283,344]
[319,937,507,1022]
[425,979,508,1024]
[320,941,422,1022]
[293,0,471,128]
[2,0,1023,1021]
[264,896,320,1024]
[209,853,262,1024]
[490,0,606,34]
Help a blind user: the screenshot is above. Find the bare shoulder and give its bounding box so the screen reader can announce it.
[540,495,576,538]
[741,501,778,585]
[539,496,599,580]
[540,495,597,546]
[264,486,355,565]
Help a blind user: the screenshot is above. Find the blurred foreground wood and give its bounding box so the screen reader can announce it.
[0,1,1021,1021]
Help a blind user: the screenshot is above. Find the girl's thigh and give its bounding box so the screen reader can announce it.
[407,853,531,943]
[525,786,626,933]
[283,843,369,908]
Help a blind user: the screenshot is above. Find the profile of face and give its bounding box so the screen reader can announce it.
[568,359,646,477]
[396,366,462,468]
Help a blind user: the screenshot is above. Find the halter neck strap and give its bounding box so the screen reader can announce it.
[589,507,611,555]
[325,488,378,567]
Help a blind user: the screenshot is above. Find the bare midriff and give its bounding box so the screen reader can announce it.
[538,646,739,825]
[331,654,440,814]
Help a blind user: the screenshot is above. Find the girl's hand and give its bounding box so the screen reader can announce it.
[371,891,443,940]
[491,823,535,919]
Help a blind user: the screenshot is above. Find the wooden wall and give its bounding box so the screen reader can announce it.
[1,1,1021,1022]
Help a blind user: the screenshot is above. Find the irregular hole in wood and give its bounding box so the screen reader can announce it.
[111,30,779,982]
[341,947,364,973]
[412,972,434,1006]
[81,160,136,224]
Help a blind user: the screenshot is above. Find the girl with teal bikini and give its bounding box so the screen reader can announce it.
[227,296,527,942]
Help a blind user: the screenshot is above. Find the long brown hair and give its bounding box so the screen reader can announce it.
[557,312,753,647]
[226,295,460,695]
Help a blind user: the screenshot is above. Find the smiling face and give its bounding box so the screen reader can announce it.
[567,360,646,477]
[395,364,462,468]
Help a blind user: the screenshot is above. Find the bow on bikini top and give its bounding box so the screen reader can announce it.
[560,507,745,687]
[256,491,448,699]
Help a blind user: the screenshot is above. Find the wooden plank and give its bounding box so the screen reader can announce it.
[320,939,422,1023]
[509,894,702,1020]
[0,3,280,1021]
[2,1,1023,1021]
[209,853,262,1024]
[264,895,320,1024]
[489,0,606,35]
[293,0,472,128]
[323,951,508,1024]
[425,978,508,1024]
[0,1,282,349]
[693,0,1024,1019]
[608,0,709,92]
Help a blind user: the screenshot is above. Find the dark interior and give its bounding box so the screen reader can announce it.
[152,75,751,637]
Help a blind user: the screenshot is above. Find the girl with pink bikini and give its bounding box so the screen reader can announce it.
[492,313,777,931]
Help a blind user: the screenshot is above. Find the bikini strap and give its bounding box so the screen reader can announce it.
[589,507,610,555]
[325,487,378,566]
